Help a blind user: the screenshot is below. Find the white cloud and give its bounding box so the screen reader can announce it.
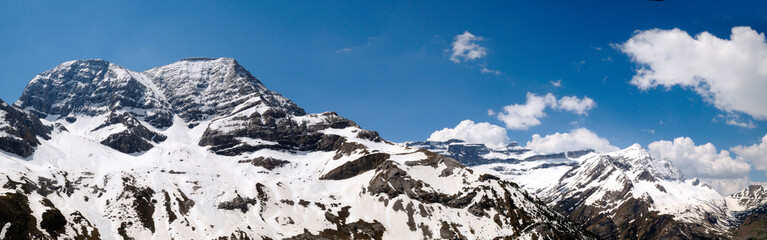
[526,128,619,153]
[450,31,487,63]
[496,93,556,130]
[428,120,510,148]
[619,26,767,120]
[556,96,596,115]
[550,79,562,87]
[648,137,750,180]
[487,109,495,116]
[495,92,596,130]
[732,133,767,173]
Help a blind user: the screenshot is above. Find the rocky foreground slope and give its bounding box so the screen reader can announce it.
[0,58,595,239]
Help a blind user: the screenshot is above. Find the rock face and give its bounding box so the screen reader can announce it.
[0,99,51,157]
[16,59,173,128]
[0,58,595,239]
[93,112,167,153]
[142,57,305,122]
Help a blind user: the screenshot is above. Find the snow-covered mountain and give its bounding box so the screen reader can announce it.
[405,140,593,193]
[0,58,595,239]
[408,140,739,239]
[544,144,731,239]
[727,185,767,212]
[727,185,767,239]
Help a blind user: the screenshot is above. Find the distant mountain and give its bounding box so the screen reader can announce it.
[0,58,595,239]
[728,185,767,212]
[405,139,592,193]
[727,185,767,239]
[408,140,740,239]
[543,144,730,239]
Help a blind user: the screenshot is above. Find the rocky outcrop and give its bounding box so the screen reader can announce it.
[0,99,51,157]
[93,112,166,153]
[320,153,390,180]
[198,110,358,156]
[239,157,290,170]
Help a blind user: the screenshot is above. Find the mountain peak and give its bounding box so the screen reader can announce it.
[144,57,304,121]
[15,58,304,125]
[15,59,170,121]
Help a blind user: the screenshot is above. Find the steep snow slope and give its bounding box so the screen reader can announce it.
[0,58,594,240]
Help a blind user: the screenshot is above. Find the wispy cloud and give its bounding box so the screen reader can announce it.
[336,47,353,53]
[480,67,501,75]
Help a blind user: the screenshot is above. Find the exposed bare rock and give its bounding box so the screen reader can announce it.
[240,157,290,170]
[218,195,258,213]
[320,153,390,180]
[94,112,166,153]
[0,99,51,157]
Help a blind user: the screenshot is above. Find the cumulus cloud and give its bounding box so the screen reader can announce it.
[732,133,767,173]
[428,120,510,148]
[526,128,619,153]
[450,31,487,63]
[619,26,767,121]
[495,92,596,130]
[496,93,555,130]
[648,137,750,180]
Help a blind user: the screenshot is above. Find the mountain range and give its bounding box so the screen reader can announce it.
[410,139,767,239]
[0,57,765,239]
[0,58,593,240]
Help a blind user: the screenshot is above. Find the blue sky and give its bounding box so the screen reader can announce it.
[2,1,767,193]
